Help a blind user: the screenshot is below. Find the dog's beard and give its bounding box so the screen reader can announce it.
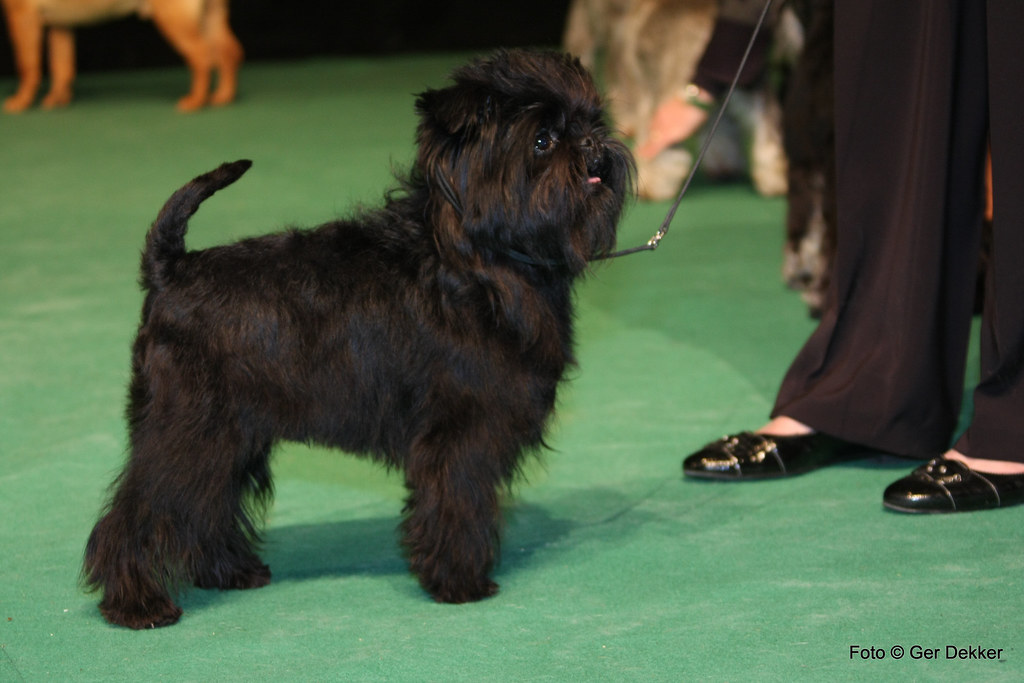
[455,120,631,271]
[414,50,634,274]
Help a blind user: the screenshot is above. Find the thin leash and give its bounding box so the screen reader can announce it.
[594,0,775,261]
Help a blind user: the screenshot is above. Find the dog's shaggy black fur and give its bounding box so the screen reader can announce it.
[83,50,632,629]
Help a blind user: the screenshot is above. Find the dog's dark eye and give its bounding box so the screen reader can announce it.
[534,131,554,154]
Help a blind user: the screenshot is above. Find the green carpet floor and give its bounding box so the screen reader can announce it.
[2,54,1021,682]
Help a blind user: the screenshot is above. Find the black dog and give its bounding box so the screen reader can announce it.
[83,50,632,629]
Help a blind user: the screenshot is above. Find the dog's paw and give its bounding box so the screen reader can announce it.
[209,87,236,107]
[100,597,183,630]
[176,93,208,112]
[3,91,34,113]
[41,88,72,109]
[429,578,499,604]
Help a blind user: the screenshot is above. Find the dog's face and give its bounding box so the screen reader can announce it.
[415,50,633,273]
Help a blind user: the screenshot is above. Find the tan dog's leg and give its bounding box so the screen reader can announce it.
[2,0,43,112]
[42,27,75,108]
[149,0,210,111]
[206,0,242,106]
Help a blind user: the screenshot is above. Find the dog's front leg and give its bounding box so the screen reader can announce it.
[1,0,43,112]
[400,435,504,603]
[41,26,74,109]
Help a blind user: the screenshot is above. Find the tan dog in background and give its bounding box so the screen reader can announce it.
[1,0,242,112]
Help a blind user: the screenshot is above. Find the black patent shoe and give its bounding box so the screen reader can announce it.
[683,431,863,480]
[883,457,1024,514]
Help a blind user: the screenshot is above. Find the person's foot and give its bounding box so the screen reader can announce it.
[636,85,714,160]
[883,453,1024,514]
[683,417,866,480]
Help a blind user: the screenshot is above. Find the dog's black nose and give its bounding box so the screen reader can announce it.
[582,138,606,179]
[580,135,602,155]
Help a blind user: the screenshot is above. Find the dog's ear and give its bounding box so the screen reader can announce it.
[416,86,495,137]
[415,85,497,238]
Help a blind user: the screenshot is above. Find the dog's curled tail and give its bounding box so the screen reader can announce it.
[142,159,252,291]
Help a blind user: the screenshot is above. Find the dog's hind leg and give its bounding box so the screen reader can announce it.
[84,493,186,629]
[190,434,274,592]
[205,0,243,106]
[128,407,274,595]
[400,427,507,603]
[84,378,273,627]
[148,0,211,111]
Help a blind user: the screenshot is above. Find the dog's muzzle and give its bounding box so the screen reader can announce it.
[581,136,608,184]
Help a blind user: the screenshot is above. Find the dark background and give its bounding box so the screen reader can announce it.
[0,0,573,76]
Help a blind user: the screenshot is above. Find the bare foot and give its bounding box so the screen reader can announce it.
[943,449,1024,475]
[755,416,814,437]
